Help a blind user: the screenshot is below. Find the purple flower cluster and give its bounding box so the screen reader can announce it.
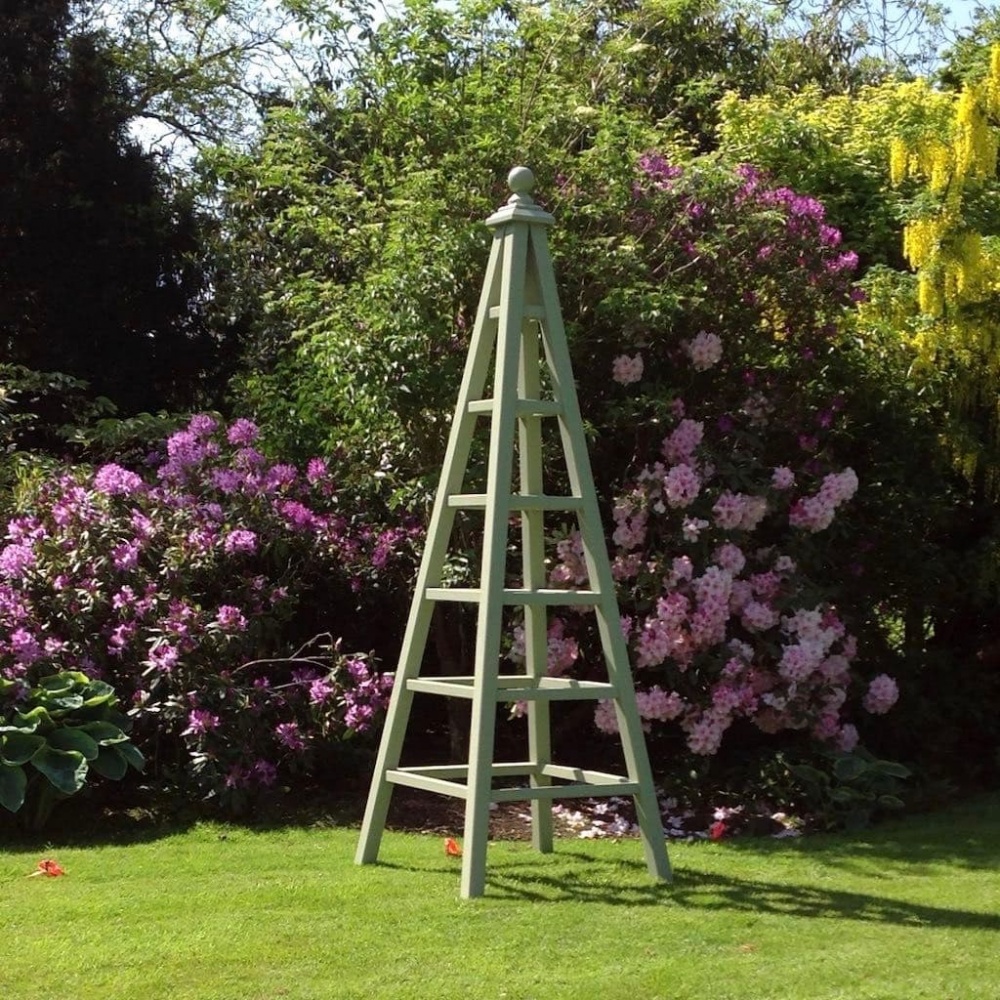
[0,414,401,809]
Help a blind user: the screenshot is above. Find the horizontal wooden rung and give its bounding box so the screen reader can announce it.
[540,764,636,786]
[386,763,640,803]
[488,304,547,321]
[424,587,482,602]
[492,781,641,802]
[424,587,602,606]
[446,493,585,511]
[406,676,616,701]
[503,588,602,606]
[390,761,534,781]
[385,769,469,799]
[466,398,563,417]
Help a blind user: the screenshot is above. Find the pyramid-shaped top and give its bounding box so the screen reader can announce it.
[486,166,555,227]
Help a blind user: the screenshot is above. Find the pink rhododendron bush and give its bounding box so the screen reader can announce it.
[0,415,407,813]
[542,155,900,764]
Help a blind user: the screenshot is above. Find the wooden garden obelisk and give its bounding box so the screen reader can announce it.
[355,167,670,898]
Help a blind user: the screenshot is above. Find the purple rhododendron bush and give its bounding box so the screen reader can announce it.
[533,155,901,776]
[0,415,412,816]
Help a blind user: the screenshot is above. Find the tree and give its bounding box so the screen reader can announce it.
[715,77,954,269]
[885,44,1000,492]
[760,0,950,81]
[82,0,343,154]
[936,2,1000,89]
[0,0,223,416]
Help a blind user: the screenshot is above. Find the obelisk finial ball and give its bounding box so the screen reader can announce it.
[508,166,535,195]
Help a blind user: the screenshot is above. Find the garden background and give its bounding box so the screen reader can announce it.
[3,0,1000,837]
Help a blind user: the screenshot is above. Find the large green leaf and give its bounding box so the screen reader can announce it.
[42,693,85,712]
[30,745,89,795]
[48,727,101,761]
[878,794,906,809]
[117,741,145,773]
[0,720,39,734]
[14,706,51,730]
[0,731,45,765]
[37,674,78,695]
[90,745,128,781]
[78,721,129,745]
[81,681,117,708]
[875,760,911,780]
[833,754,867,782]
[0,764,27,813]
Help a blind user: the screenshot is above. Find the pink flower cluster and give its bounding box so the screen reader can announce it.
[863,673,899,715]
[509,616,580,677]
[687,332,723,371]
[612,497,648,551]
[612,353,644,385]
[543,400,894,758]
[788,469,859,532]
[713,491,768,531]
[549,532,588,586]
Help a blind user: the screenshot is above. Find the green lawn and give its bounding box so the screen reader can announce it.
[2,794,998,1000]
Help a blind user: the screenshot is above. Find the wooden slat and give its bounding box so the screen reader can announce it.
[390,762,534,781]
[502,588,601,606]
[467,398,563,417]
[541,764,637,786]
[387,766,640,803]
[424,587,483,603]
[446,493,585,511]
[407,676,616,701]
[385,769,469,799]
[491,781,641,802]
[424,587,601,605]
[446,494,488,508]
[406,677,478,698]
[489,304,546,320]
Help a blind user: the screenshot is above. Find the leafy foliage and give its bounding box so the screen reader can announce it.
[0,0,226,416]
[0,670,142,829]
[788,748,911,830]
[716,79,954,268]
[0,415,408,811]
[879,46,1000,496]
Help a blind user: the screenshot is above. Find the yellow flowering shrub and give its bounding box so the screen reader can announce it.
[718,56,1000,492]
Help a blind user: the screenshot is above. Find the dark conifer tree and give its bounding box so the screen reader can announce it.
[0,0,221,415]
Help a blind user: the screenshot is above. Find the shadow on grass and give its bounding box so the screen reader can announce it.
[486,862,1000,931]
[0,786,203,850]
[720,791,1000,873]
[0,782,365,850]
[371,851,1000,931]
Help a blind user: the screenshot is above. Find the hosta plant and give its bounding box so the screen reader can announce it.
[0,670,143,829]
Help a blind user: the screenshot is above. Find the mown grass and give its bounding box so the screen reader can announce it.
[2,793,998,1000]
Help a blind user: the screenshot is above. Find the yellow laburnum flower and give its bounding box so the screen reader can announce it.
[918,273,943,316]
[956,232,984,301]
[889,137,908,186]
[914,137,952,192]
[944,264,960,305]
[954,86,997,180]
[989,47,1000,116]
[903,218,938,270]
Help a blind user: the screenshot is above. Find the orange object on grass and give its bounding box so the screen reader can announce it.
[444,837,462,857]
[29,859,66,877]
